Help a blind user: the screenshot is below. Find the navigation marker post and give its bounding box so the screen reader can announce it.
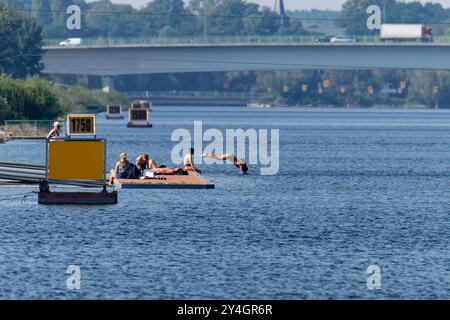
[106,105,124,120]
[39,114,117,205]
[127,100,152,128]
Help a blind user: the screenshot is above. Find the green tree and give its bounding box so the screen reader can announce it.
[336,0,393,36]
[0,3,44,78]
[84,0,141,37]
[243,7,279,36]
[0,95,10,119]
[22,76,60,119]
[142,0,198,37]
[277,17,308,35]
[208,0,248,35]
[0,76,59,119]
[1,0,31,10]
[31,0,53,25]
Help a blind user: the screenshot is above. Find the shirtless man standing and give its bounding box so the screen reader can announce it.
[136,154,158,173]
[202,152,248,174]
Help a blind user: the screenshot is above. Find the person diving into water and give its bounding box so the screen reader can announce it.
[201,152,248,174]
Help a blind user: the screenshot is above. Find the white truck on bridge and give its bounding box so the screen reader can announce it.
[380,24,432,42]
[59,38,82,46]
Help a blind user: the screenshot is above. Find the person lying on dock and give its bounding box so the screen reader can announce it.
[183,148,201,174]
[136,154,158,174]
[154,167,187,176]
[139,166,188,179]
[47,121,61,139]
[201,152,248,174]
[109,152,140,185]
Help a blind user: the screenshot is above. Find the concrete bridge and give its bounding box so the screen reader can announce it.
[41,39,450,92]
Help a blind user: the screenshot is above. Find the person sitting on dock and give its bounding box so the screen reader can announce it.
[183,148,201,174]
[47,121,61,139]
[202,152,248,174]
[109,153,139,185]
[136,154,158,174]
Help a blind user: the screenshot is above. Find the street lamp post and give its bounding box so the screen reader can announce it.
[202,0,207,41]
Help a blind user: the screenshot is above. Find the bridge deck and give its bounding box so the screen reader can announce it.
[43,42,450,75]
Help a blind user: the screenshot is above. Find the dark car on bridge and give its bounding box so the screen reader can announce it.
[314,36,333,43]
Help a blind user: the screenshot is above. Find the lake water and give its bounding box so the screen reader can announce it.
[1,106,450,299]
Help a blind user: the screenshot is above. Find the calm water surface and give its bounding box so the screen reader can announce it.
[1,106,450,299]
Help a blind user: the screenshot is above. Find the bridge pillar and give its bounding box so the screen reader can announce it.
[102,76,114,93]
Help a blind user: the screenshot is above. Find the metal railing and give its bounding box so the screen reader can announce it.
[2,120,64,137]
[43,35,450,47]
[121,90,267,99]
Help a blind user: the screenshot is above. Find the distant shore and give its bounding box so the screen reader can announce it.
[247,103,437,109]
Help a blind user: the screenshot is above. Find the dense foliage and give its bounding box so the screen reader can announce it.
[0,2,44,78]
[1,0,303,38]
[3,0,450,108]
[0,75,127,120]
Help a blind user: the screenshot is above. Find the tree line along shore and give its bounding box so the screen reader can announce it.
[2,0,450,120]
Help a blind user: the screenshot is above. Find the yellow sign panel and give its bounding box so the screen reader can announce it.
[67,114,96,136]
[48,140,105,181]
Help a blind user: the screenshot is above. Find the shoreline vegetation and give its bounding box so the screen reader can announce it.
[247,103,434,109]
[248,105,434,109]
[2,0,450,123]
[40,0,450,109]
[0,2,128,127]
[0,75,128,123]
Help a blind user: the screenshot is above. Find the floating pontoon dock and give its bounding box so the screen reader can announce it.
[115,172,214,189]
[0,162,214,190]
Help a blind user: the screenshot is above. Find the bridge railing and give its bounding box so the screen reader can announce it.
[44,35,319,47]
[43,35,450,47]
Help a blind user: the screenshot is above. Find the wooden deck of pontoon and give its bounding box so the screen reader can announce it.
[115,172,214,189]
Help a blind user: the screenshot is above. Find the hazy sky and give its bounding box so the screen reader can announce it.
[98,0,450,10]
